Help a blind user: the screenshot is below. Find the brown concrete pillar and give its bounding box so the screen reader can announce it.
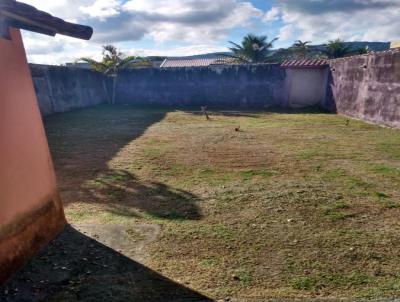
[0,28,66,284]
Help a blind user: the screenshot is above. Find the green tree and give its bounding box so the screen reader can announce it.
[291,40,311,59]
[356,46,369,55]
[227,34,278,63]
[322,39,354,59]
[80,45,150,104]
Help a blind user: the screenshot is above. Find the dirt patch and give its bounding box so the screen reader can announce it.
[74,223,160,262]
[0,225,210,302]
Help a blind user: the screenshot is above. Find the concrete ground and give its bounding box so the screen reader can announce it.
[0,225,210,302]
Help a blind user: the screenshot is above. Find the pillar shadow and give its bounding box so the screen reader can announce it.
[0,225,213,302]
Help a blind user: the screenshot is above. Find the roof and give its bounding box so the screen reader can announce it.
[0,0,93,40]
[160,58,229,68]
[281,59,328,69]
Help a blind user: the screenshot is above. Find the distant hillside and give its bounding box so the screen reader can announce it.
[145,42,390,66]
[152,42,390,61]
[311,41,390,52]
[165,52,231,59]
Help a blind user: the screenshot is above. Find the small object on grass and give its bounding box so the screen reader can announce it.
[235,126,241,132]
[345,119,350,126]
[201,106,210,120]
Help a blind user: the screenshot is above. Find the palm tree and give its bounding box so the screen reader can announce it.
[356,46,369,55]
[227,34,278,63]
[291,40,311,59]
[80,45,150,104]
[322,39,354,59]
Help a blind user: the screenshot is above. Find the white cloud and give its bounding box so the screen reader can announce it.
[79,0,122,20]
[22,0,92,20]
[22,32,101,65]
[263,7,281,22]
[130,44,228,57]
[20,0,263,64]
[278,24,294,41]
[89,0,262,43]
[274,0,400,43]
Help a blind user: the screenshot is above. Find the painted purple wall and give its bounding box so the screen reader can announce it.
[328,49,400,128]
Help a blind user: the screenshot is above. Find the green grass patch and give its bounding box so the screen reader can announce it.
[372,164,400,175]
[298,150,320,160]
[289,272,374,291]
[323,201,354,221]
[238,169,274,180]
[143,147,161,157]
[44,105,400,299]
[374,192,389,199]
[233,270,253,286]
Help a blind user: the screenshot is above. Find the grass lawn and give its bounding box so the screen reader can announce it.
[44,105,400,300]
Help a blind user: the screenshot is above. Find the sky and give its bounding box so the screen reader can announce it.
[21,0,400,64]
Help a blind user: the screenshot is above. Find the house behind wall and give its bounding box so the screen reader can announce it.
[281,59,330,108]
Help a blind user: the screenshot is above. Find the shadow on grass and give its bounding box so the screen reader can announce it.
[83,169,202,220]
[185,106,331,119]
[44,105,202,221]
[0,225,213,302]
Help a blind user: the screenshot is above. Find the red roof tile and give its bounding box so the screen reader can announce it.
[160,58,229,68]
[281,59,328,69]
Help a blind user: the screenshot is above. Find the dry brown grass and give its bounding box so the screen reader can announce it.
[44,105,400,300]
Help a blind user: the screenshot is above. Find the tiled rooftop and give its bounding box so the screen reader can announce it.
[281,59,328,69]
[160,58,229,68]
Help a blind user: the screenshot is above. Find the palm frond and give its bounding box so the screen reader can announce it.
[227,33,278,63]
[79,57,108,73]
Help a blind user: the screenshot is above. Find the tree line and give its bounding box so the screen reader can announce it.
[227,34,369,63]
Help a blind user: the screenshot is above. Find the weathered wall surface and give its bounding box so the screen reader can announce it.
[0,29,66,284]
[115,64,287,108]
[286,68,329,108]
[30,64,110,116]
[329,49,400,128]
[29,64,334,114]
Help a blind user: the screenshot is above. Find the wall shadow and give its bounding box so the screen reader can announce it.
[0,225,213,302]
[43,105,202,221]
[185,106,332,119]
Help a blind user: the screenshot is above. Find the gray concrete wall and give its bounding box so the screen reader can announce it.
[328,49,400,128]
[29,64,110,116]
[115,64,287,108]
[29,63,336,116]
[286,68,329,108]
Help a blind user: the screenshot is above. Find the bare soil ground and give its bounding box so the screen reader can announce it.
[2,105,400,301]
